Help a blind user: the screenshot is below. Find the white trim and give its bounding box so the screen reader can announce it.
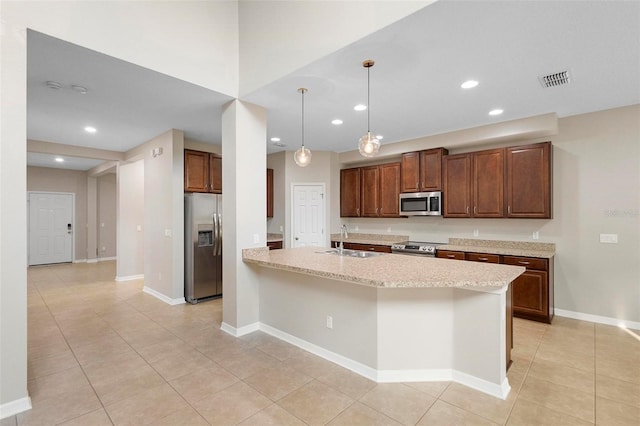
[555,308,640,331]
[0,396,32,419]
[72,259,87,264]
[220,321,260,337]
[98,256,116,262]
[258,322,511,400]
[290,182,327,248]
[142,286,185,305]
[86,259,97,264]
[116,274,144,282]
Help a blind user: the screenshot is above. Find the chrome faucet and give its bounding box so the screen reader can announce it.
[339,224,349,254]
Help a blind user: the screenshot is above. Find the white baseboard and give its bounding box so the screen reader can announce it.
[72,259,87,264]
[116,274,144,282]
[87,258,98,264]
[555,308,640,331]
[98,256,116,262]
[142,286,185,305]
[220,321,260,337]
[0,396,32,419]
[258,322,511,400]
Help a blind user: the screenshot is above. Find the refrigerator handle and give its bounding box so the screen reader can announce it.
[217,213,222,256]
[212,213,218,257]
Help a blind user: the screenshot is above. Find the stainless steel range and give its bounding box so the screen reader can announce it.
[391,241,445,257]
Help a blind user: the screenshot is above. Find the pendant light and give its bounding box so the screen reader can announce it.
[294,87,312,167]
[358,59,380,157]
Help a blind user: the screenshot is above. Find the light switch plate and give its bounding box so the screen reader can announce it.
[600,233,618,243]
[533,231,539,240]
[473,229,479,237]
[253,234,259,243]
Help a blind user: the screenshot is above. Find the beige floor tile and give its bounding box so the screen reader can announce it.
[596,374,640,408]
[70,335,135,366]
[149,347,219,381]
[595,397,640,426]
[404,381,451,398]
[92,364,166,405]
[278,380,354,426]
[81,350,148,386]
[104,383,190,426]
[117,327,178,351]
[528,358,594,394]
[216,347,281,379]
[28,334,70,360]
[244,362,313,401]
[27,350,79,380]
[518,375,594,423]
[27,366,90,399]
[327,401,402,425]
[151,407,210,426]
[239,403,307,426]
[169,364,239,404]
[417,400,498,425]
[439,382,516,424]
[315,365,377,400]
[359,383,437,426]
[256,338,303,361]
[596,356,640,384]
[534,344,595,372]
[284,349,343,379]
[57,408,113,426]
[192,381,272,425]
[506,399,593,426]
[17,385,102,426]
[134,337,190,363]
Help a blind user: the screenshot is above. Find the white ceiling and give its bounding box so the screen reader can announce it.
[27,1,640,170]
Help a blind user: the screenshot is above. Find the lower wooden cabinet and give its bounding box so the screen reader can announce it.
[437,250,554,324]
[330,241,392,253]
[267,240,282,250]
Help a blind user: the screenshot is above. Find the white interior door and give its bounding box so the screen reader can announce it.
[29,192,74,265]
[291,184,325,248]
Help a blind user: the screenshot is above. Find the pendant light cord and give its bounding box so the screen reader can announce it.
[301,89,305,148]
[367,65,371,133]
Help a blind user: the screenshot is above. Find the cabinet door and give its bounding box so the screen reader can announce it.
[209,154,222,194]
[266,168,274,218]
[184,150,209,192]
[340,168,361,217]
[473,148,504,217]
[512,270,548,321]
[443,154,471,217]
[361,166,380,217]
[401,152,420,193]
[379,163,401,217]
[506,142,552,218]
[420,148,446,191]
[466,252,500,263]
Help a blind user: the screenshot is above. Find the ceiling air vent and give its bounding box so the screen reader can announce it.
[538,70,571,88]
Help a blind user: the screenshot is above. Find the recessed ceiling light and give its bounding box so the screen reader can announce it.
[488,109,504,116]
[461,80,479,89]
[270,137,281,142]
[354,104,367,111]
[55,157,64,163]
[272,142,286,147]
[84,126,97,133]
[376,135,384,140]
[331,119,343,125]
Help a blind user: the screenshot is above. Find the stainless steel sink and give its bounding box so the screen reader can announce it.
[318,249,382,258]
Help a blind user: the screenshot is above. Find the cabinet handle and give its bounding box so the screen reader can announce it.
[357,207,360,216]
[376,207,379,215]
[369,247,375,251]
[416,182,419,190]
[508,205,511,214]
[447,254,456,258]
[517,261,530,265]
[466,206,470,214]
[479,257,488,261]
[474,206,477,215]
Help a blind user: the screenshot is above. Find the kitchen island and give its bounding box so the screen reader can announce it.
[242,246,525,399]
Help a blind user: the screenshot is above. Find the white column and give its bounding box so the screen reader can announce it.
[0,21,31,416]
[221,100,266,334]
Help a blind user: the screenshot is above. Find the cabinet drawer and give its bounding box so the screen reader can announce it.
[502,256,548,270]
[466,252,500,263]
[267,241,282,250]
[437,250,465,260]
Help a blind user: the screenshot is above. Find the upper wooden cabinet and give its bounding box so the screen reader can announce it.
[266,168,274,218]
[340,163,401,218]
[401,148,448,192]
[443,153,472,217]
[506,142,552,218]
[184,149,221,193]
[340,168,361,217]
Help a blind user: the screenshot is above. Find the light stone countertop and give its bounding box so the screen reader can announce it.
[243,246,525,289]
[328,232,409,247]
[439,238,556,259]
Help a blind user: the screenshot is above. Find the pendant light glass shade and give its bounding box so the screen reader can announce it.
[358,132,380,157]
[294,87,311,167]
[358,59,380,158]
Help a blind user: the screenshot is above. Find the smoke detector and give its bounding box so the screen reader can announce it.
[538,70,572,88]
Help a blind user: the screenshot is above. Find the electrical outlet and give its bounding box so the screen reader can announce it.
[326,315,333,329]
[532,231,539,240]
[600,234,618,244]
[164,229,172,237]
[253,234,260,243]
[279,225,283,232]
[473,229,479,237]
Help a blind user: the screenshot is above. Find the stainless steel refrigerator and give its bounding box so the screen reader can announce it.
[184,193,222,303]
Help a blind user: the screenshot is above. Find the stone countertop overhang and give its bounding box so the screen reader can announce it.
[243,246,525,290]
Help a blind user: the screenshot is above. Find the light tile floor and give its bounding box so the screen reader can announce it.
[3,261,638,425]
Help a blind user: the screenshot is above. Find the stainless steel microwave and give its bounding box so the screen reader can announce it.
[399,191,442,216]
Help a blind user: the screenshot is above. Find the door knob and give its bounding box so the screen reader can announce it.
[295,237,299,240]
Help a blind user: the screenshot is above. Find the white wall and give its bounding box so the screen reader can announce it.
[97,174,117,259]
[338,105,640,324]
[117,161,144,280]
